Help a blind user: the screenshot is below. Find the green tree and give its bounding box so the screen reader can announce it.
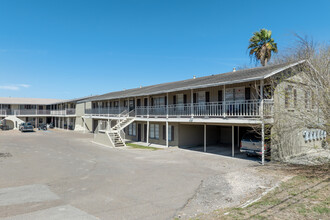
[248,29,278,66]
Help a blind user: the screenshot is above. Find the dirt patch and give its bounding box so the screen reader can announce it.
[195,163,330,219]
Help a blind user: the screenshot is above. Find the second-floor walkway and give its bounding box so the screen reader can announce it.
[85,99,274,119]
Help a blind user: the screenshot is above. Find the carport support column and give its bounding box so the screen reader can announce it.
[166,121,169,147]
[147,120,149,145]
[232,125,234,157]
[204,124,206,152]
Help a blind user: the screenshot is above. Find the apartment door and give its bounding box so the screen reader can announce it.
[137,99,141,107]
[143,124,147,142]
[137,124,142,141]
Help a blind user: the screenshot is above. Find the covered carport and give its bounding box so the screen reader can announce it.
[178,123,255,159]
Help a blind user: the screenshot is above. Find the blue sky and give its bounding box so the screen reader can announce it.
[0,0,329,99]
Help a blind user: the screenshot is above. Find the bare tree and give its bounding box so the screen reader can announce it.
[250,35,329,160]
[274,35,329,134]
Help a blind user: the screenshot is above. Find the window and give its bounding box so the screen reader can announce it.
[264,85,272,99]
[245,88,251,100]
[305,91,310,109]
[218,90,223,102]
[153,97,165,106]
[285,85,293,108]
[128,123,136,136]
[205,92,210,103]
[168,125,174,141]
[149,124,159,139]
[173,95,177,105]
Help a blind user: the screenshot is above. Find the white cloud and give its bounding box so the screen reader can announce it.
[0,84,31,91]
[18,84,31,88]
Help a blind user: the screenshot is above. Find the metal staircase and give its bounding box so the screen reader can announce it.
[108,110,135,147]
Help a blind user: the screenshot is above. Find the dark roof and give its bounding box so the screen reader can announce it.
[52,95,96,105]
[83,60,305,102]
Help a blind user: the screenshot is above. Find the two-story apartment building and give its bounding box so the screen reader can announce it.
[79,60,326,162]
[0,97,85,130]
[1,61,326,162]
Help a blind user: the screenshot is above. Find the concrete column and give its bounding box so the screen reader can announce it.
[232,125,234,157]
[204,124,206,152]
[166,121,169,147]
[147,120,149,145]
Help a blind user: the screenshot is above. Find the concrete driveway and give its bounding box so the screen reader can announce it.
[0,130,281,219]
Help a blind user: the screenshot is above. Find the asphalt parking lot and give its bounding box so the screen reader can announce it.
[0,130,283,219]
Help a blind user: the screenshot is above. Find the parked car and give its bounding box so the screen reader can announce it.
[240,131,270,157]
[48,123,54,129]
[38,123,47,130]
[19,122,34,132]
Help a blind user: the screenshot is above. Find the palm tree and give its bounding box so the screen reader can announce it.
[248,29,278,66]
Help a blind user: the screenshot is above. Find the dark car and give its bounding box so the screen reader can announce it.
[240,131,270,157]
[48,123,54,129]
[19,122,34,132]
[38,123,47,130]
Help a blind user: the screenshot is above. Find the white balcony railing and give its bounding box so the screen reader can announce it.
[85,107,122,116]
[0,109,76,116]
[134,99,273,118]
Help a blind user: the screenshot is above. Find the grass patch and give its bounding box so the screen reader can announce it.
[126,143,161,151]
[312,205,330,214]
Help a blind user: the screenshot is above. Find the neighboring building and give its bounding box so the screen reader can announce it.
[0,97,88,130]
[0,61,326,161]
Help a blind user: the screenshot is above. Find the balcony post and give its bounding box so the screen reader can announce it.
[36,105,37,115]
[190,89,194,118]
[166,93,169,118]
[147,96,149,118]
[223,85,226,117]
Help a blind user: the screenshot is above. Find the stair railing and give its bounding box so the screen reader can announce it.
[119,130,126,146]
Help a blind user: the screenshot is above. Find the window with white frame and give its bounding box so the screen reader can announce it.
[128,123,136,136]
[150,124,159,139]
[153,97,165,106]
[168,125,173,141]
